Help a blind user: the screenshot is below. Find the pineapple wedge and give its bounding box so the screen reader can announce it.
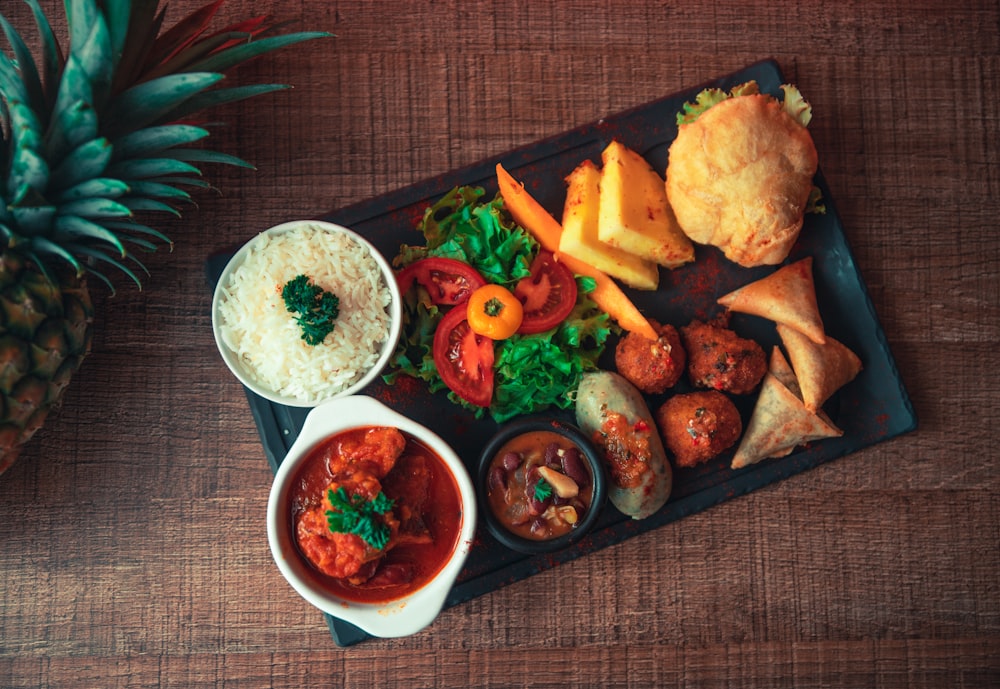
[559,160,660,290]
[597,141,695,269]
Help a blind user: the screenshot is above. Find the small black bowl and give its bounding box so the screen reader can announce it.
[476,416,607,555]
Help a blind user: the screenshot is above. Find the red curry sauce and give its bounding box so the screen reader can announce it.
[287,426,463,604]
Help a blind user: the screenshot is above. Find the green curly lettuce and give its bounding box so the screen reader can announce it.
[386,186,613,422]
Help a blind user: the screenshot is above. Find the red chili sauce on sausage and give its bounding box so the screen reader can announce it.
[485,430,594,541]
[287,426,463,604]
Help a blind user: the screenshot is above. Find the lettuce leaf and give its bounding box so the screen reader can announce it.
[386,186,614,422]
[676,80,813,128]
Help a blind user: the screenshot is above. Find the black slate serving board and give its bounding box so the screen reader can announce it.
[206,59,917,647]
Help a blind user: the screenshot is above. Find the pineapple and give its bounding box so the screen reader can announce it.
[596,140,695,269]
[559,159,659,290]
[0,0,329,472]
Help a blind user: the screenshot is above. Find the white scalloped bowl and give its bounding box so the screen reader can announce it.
[266,396,477,638]
[212,219,402,407]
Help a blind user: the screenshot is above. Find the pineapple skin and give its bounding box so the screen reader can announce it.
[597,141,696,269]
[559,159,660,291]
[0,251,93,474]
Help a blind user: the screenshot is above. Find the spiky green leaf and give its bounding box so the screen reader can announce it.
[48,137,113,191]
[157,83,289,122]
[0,13,45,114]
[58,197,132,220]
[101,0,132,73]
[186,32,332,73]
[53,177,130,202]
[112,124,209,160]
[0,51,30,104]
[143,30,250,81]
[73,9,113,110]
[145,176,214,190]
[7,203,55,235]
[48,55,95,151]
[164,148,254,169]
[74,244,144,290]
[118,197,180,216]
[124,180,192,203]
[21,236,84,276]
[54,214,126,255]
[45,99,98,163]
[106,157,202,180]
[102,71,224,138]
[102,219,173,246]
[24,0,64,112]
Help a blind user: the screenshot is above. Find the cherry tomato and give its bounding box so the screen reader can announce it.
[432,305,495,407]
[466,284,524,340]
[513,250,578,334]
[396,257,487,306]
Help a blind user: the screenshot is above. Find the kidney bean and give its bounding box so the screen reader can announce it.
[543,442,562,468]
[501,451,521,472]
[488,465,507,493]
[561,447,589,488]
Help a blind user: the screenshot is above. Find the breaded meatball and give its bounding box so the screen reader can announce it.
[680,318,766,395]
[614,319,687,394]
[656,391,742,467]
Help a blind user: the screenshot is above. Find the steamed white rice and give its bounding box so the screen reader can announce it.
[217,224,393,403]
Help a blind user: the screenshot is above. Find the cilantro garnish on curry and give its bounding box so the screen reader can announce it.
[325,486,395,550]
[387,186,614,422]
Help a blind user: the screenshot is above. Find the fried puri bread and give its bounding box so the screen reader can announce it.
[730,371,842,470]
[718,257,826,344]
[776,323,862,412]
[666,94,818,267]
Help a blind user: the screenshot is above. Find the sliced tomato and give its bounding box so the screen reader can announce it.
[513,250,578,334]
[396,257,487,306]
[432,305,495,407]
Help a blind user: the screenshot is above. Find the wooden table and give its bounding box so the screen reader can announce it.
[2,1,997,687]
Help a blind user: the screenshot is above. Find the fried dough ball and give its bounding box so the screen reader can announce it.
[680,318,766,395]
[614,319,687,394]
[656,391,742,468]
[666,93,818,267]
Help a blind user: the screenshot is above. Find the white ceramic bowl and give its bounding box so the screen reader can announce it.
[266,395,477,638]
[212,220,402,407]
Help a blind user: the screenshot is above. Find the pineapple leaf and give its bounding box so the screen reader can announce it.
[0,12,45,114]
[54,214,126,255]
[144,176,215,191]
[0,50,30,103]
[102,71,224,138]
[112,0,164,93]
[157,83,289,122]
[45,99,98,163]
[118,197,181,217]
[48,137,113,192]
[72,244,143,290]
[58,198,132,220]
[143,0,226,70]
[112,124,209,160]
[73,8,113,111]
[105,157,202,180]
[101,0,132,74]
[65,0,101,57]
[102,219,173,246]
[22,237,84,278]
[121,235,160,252]
[164,148,254,169]
[186,32,332,74]
[52,178,130,203]
[123,180,193,203]
[142,30,252,82]
[24,0,64,112]
[7,202,55,234]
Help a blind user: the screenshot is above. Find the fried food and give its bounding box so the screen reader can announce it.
[680,318,767,395]
[718,257,826,344]
[731,371,842,470]
[656,390,742,468]
[666,87,819,267]
[614,319,686,394]
[776,323,862,412]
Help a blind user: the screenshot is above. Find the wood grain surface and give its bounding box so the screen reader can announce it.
[1,1,998,687]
